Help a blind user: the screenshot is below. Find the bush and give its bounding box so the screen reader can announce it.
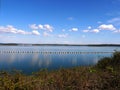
[96,57,112,69]
[95,51,120,70]
[112,51,120,66]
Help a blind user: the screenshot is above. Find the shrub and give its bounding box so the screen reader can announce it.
[95,57,112,69]
[95,51,120,70]
[112,51,120,66]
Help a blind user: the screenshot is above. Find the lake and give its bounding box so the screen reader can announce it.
[0,46,120,74]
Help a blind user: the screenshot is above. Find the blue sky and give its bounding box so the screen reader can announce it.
[0,0,120,44]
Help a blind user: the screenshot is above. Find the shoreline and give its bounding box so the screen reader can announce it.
[0,43,120,46]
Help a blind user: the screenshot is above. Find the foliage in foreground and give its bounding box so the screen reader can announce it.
[0,52,120,90]
[95,51,120,70]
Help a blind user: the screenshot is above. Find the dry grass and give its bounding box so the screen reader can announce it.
[0,67,119,90]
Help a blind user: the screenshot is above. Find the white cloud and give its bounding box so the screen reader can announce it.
[17,30,30,35]
[44,24,53,32]
[83,24,119,34]
[83,30,90,32]
[83,29,99,33]
[113,29,120,33]
[38,24,44,29]
[29,24,38,30]
[32,30,40,35]
[70,28,78,32]
[88,26,92,29]
[43,32,50,37]
[7,25,17,31]
[98,24,116,31]
[58,33,68,38]
[0,25,40,35]
[91,29,100,33]
[0,25,28,34]
[29,24,53,32]
[0,25,17,33]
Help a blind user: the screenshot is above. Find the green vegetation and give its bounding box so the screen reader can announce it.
[95,51,120,70]
[0,52,120,90]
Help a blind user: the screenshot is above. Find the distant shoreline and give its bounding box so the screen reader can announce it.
[0,43,120,46]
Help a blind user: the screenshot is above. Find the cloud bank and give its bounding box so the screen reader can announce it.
[98,24,116,31]
[29,24,53,32]
[58,33,68,38]
[70,28,78,32]
[0,25,40,35]
[83,24,117,33]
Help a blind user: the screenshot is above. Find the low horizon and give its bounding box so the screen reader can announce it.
[1,43,120,45]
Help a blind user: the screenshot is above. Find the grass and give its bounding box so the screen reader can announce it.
[0,52,120,90]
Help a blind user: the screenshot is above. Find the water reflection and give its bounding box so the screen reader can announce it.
[0,46,118,74]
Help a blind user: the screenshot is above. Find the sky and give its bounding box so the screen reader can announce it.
[0,0,120,44]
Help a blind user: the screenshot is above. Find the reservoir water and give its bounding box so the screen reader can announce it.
[0,46,120,74]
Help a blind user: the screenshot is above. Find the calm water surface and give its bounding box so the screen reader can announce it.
[0,46,120,74]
